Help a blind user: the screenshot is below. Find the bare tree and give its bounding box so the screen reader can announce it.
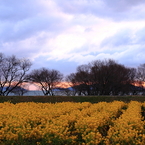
[28,68,63,96]
[65,73,79,96]
[54,87,72,96]
[65,64,91,96]
[136,63,145,94]
[10,83,29,96]
[0,53,32,96]
[54,82,74,96]
[66,59,136,96]
[75,64,91,95]
[136,63,145,82]
[90,59,135,95]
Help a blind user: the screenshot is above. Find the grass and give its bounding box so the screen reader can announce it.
[0,95,145,103]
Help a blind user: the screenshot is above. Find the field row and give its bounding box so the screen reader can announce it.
[0,101,145,144]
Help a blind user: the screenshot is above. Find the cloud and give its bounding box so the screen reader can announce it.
[0,0,74,43]
[32,56,78,75]
[100,26,145,49]
[103,0,144,11]
[101,29,133,48]
[135,27,145,45]
[99,27,145,67]
[0,0,72,59]
[55,0,145,21]
[0,17,61,43]
[1,0,145,75]
[116,47,145,67]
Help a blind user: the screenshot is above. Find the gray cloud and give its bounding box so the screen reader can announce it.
[55,0,145,21]
[135,27,145,45]
[0,0,40,21]
[117,47,145,68]
[103,0,144,11]
[0,0,69,43]
[101,29,133,47]
[101,27,145,48]
[32,56,78,75]
[98,27,145,68]
[0,0,145,75]
[0,15,63,42]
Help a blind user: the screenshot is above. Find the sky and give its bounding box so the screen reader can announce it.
[1,0,145,76]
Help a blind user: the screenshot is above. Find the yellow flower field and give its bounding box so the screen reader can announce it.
[0,101,145,145]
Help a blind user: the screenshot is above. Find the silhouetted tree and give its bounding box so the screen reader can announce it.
[66,64,92,96]
[55,87,73,96]
[136,63,145,94]
[75,64,91,95]
[27,68,63,96]
[90,59,135,95]
[10,84,29,96]
[0,53,32,96]
[66,59,136,96]
[65,73,78,96]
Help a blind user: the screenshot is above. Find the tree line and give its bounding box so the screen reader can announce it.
[0,53,145,96]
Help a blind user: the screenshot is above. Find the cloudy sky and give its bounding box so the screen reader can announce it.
[1,0,145,75]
